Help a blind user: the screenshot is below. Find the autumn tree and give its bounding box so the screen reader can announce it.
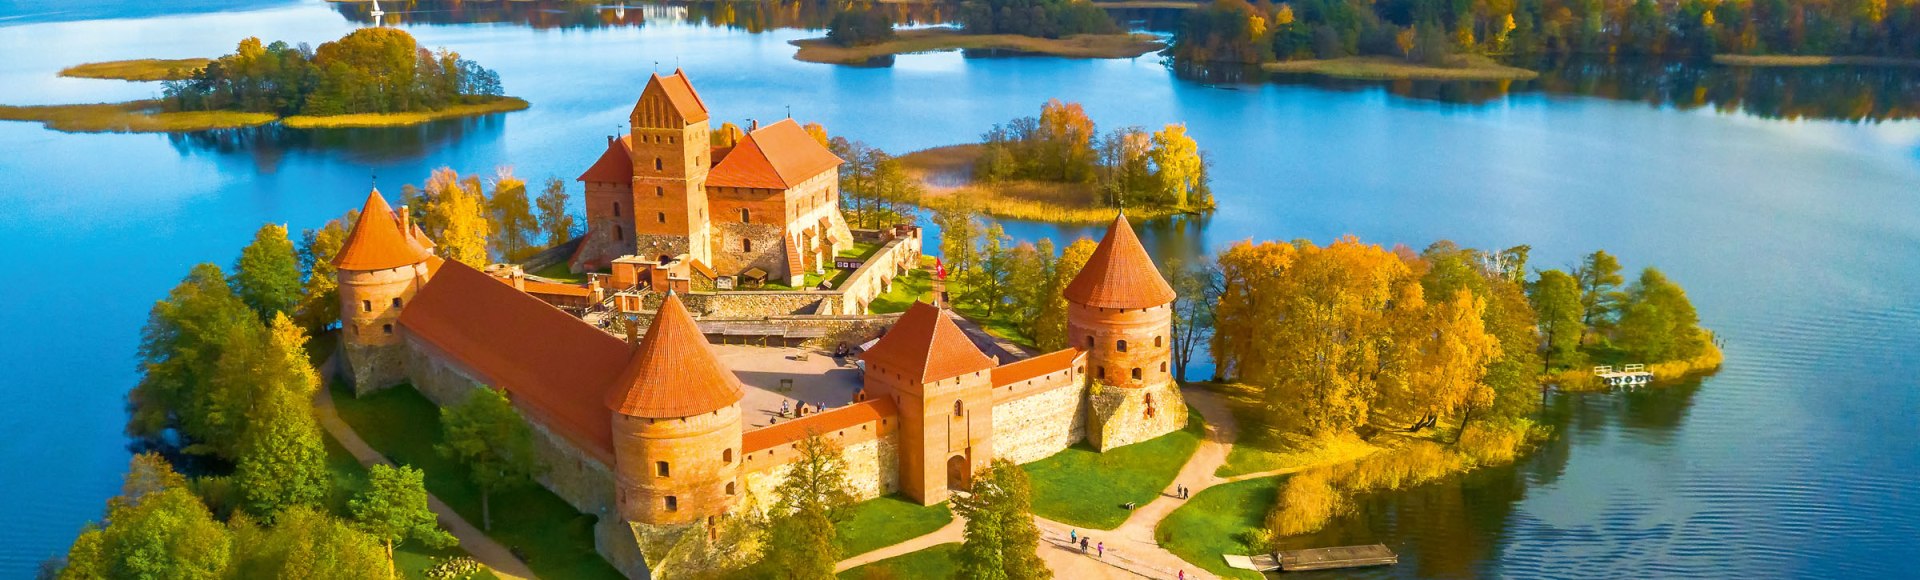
[952,459,1049,580]
[1035,238,1096,351]
[1615,267,1706,362]
[488,168,539,262]
[62,457,231,580]
[1004,239,1055,342]
[534,176,577,248]
[1148,123,1205,208]
[422,167,490,267]
[233,314,329,519]
[439,387,543,530]
[228,507,388,580]
[1573,250,1625,339]
[296,211,354,332]
[803,122,831,148]
[127,263,258,453]
[933,198,983,282]
[232,223,302,320]
[351,464,454,577]
[1529,269,1584,371]
[758,433,856,579]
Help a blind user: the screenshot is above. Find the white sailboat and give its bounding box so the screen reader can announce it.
[369,0,386,25]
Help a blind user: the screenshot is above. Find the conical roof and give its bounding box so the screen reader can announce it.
[1062,213,1176,309]
[604,293,743,418]
[333,189,434,271]
[858,302,995,383]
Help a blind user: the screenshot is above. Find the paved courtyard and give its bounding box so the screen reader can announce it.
[713,344,865,429]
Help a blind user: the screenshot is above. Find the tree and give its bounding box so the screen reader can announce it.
[296,211,354,332]
[1035,238,1097,351]
[351,464,454,577]
[933,198,983,282]
[758,433,856,579]
[803,122,831,148]
[423,167,491,267]
[828,8,897,47]
[439,387,543,530]
[952,459,1048,580]
[233,315,328,519]
[229,508,388,580]
[534,176,577,248]
[63,475,231,580]
[127,264,257,450]
[1148,123,1204,208]
[233,223,302,319]
[488,168,539,262]
[1614,267,1706,362]
[971,223,1015,315]
[1573,250,1625,339]
[1529,269,1584,371]
[1164,256,1221,381]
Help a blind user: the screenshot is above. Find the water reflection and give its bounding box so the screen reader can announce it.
[164,113,509,171]
[328,0,953,31]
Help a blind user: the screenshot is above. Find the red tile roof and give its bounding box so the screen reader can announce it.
[991,348,1083,388]
[523,280,592,298]
[398,261,628,459]
[742,398,898,454]
[706,119,844,189]
[859,302,996,383]
[334,189,435,271]
[640,70,709,124]
[605,293,744,418]
[578,136,633,183]
[1063,213,1176,309]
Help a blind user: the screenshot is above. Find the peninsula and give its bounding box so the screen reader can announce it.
[792,29,1164,65]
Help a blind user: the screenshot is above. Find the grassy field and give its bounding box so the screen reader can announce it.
[1024,407,1205,529]
[328,382,625,580]
[281,97,529,128]
[1154,476,1280,580]
[1262,55,1539,81]
[0,100,276,132]
[792,28,1163,65]
[1205,383,1379,478]
[1713,54,1920,67]
[837,543,962,579]
[835,495,953,557]
[897,144,1190,224]
[838,240,882,261]
[320,432,499,579]
[868,268,934,314]
[59,58,210,81]
[531,261,590,283]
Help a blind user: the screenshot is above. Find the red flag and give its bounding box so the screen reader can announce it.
[935,257,946,280]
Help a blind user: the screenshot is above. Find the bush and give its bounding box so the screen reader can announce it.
[828,8,896,47]
[425,556,482,579]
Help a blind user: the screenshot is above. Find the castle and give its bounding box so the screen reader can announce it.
[333,74,1189,578]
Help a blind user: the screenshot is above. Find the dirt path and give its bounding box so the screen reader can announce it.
[312,385,535,580]
[834,515,967,573]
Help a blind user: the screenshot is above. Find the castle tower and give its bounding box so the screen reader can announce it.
[606,293,744,526]
[858,302,997,505]
[627,70,714,267]
[1064,213,1188,451]
[334,188,436,394]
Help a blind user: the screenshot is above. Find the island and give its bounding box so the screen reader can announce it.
[3,29,525,133]
[792,28,1165,65]
[1263,55,1538,81]
[793,0,1163,65]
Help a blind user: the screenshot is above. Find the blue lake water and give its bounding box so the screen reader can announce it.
[1,1,1917,576]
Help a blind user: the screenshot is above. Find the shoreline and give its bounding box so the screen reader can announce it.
[1545,342,1725,392]
[898,144,1196,224]
[59,58,211,81]
[1261,55,1539,81]
[791,28,1164,65]
[0,96,529,133]
[1712,54,1920,68]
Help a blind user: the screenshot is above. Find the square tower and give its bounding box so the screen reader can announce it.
[858,302,999,505]
[627,70,713,267]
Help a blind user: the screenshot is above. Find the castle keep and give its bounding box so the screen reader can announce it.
[332,74,1188,578]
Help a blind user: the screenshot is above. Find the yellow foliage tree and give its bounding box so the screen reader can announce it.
[1148,123,1202,208]
[424,167,491,267]
[803,122,830,148]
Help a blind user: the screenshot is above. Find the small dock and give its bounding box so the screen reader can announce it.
[1225,544,1397,573]
[1594,364,1654,388]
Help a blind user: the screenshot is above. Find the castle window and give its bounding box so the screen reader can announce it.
[1156,336,1163,347]
[1131,367,1142,380]
[655,158,664,172]
[362,300,372,312]
[382,324,393,335]
[1117,339,1128,352]
[665,496,678,511]
[742,239,752,252]
[726,482,736,495]
[1097,367,1106,380]
[722,448,733,463]
[1161,361,1168,373]
[614,202,621,217]
[953,400,964,417]
[656,186,664,197]
[657,212,667,224]
[740,209,750,224]
[656,461,670,477]
[1085,336,1093,349]
[616,225,624,241]
[392,297,402,307]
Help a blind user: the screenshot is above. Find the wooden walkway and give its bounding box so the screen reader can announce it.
[1276,544,1397,572]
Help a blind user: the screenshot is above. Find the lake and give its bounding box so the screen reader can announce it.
[1,0,1917,576]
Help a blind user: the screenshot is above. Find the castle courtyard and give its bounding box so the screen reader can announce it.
[712,344,863,430]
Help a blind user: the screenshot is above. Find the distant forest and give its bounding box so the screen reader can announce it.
[1175,0,1920,64]
[163,28,503,116]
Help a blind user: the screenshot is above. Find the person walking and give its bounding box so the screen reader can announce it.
[1079,537,1089,553]
[1069,529,1077,543]
[1097,542,1105,559]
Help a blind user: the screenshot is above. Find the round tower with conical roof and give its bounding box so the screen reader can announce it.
[1064,213,1188,451]
[335,189,437,393]
[606,293,745,526]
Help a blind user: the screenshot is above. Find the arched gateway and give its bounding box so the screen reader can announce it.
[946,454,971,491]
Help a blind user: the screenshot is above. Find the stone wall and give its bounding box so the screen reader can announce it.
[990,381,1088,465]
[825,229,922,315]
[344,342,408,395]
[741,432,899,516]
[710,221,789,280]
[678,290,834,318]
[1088,380,1188,451]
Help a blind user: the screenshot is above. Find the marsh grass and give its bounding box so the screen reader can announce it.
[792,29,1163,65]
[281,97,530,128]
[898,144,1191,224]
[0,100,276,132]
[59,58,211,81]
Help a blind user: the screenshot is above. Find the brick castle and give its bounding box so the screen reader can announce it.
[332,72,1188,577]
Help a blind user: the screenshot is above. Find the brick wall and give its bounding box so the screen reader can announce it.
[989,380,1089,465]
[1088,380,1188,451]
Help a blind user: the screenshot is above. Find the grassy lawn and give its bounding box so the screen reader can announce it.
[835,495,953,557]
[1024,407,1205,530]
[805,267,856,290]
[320,431,499,580]
[868,268,934,314]
[329,382,624,580]
[1155,476,1280,580]
[59,58,209,81]
[531,260,590,283]
[838,241,882,261]
[1206,383,1377,478]
[837,543,961,579]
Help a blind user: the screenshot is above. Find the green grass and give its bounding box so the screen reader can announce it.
[868,268,934,314]
[531,260,589,283]
[835,495,953,557]
[837,241,882,261]
[1209,383,1376,478]
[805,267,856,290]
[329,382,624,580]
[320,430,499,580]
[1023,407,1205,529]
[1154,476,1280,580]
[59,58,210,81]
[836,543,961,579]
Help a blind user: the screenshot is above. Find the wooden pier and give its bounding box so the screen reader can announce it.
[1227,544,1398,573]
[1594,364,1654,388]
